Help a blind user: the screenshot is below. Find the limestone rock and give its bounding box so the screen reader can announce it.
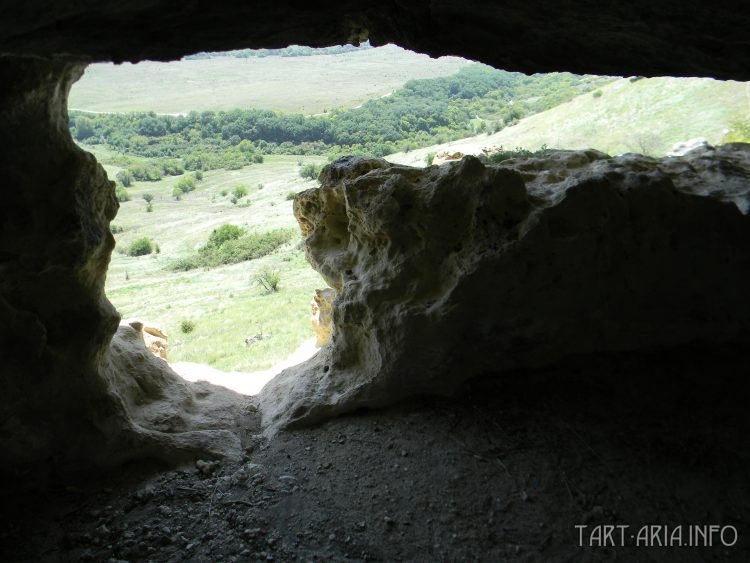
[101,323,243,464]
[0,55,243,470]
[311,289,336,347]
[434,151,465,165]
[123,319,169,360]
[259,148,750,432]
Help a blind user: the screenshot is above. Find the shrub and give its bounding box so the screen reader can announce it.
[180,319,195,334]
[592,90,603,98]
[142,193,154,203]
[116,170,133,187]
[232,185,248,199]
[194,170,203,181]
[299,163,322,180]
[286,191,296,201]
[172,187,183,200]
[145,201,154,212]
[128,237,154,256]
[220,189,228,196]
[110,224,124,234]
[115,186,130,202]
[425,152,436,166]
[170,228,295,271]
[175,175,196,194]
[207,224,245,248]
[255,267,281,293]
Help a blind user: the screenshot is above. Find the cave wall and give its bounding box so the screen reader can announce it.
[259,149,750,430]
[1,1,749,468]
[0,55,245,469]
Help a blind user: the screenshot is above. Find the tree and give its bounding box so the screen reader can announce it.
[232,185,248,199]
[116,170,133,187]
[142,193,154,203]
[75,115,95,141]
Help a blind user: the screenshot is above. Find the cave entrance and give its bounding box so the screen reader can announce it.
[67,42,470,394]
[67,44,750,397]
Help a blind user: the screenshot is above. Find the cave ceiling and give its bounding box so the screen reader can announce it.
[0,1,748,80]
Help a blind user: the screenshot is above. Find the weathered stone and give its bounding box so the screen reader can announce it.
[0,55,242,469]
[259,149,750,431]
[311,289,337,347]
[124,319,169,360]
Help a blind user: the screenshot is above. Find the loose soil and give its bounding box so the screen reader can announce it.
[2,345,748,562]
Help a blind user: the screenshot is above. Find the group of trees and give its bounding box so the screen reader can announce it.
[70,66,609,174]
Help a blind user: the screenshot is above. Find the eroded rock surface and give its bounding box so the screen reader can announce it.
[124,319,169,359]
[260,147,750,431]
[0,55,245,470]
[311,288,336,347]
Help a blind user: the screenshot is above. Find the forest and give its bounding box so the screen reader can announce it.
[70,65,610,177]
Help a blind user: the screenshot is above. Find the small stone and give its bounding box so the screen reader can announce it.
[196,460,219,475]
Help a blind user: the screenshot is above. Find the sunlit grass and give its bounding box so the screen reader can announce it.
[93,150,327,372]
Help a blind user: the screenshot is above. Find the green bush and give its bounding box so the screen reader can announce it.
[172,187,183,200]
[286,191,296,201]
[194,170,203,181]
[110,224,124,234]
[232,185,248,199]
[592,90,603,98]
[170,228,295,271]
[175,175,196,194]
[128,237,154,256]
[299,163,322,180]
[142,193,154,203]
[180,319,195,334]
[220,189,228,196]
[425,152,436,166]
[255,267,281,293]
[207,224,245,248]
[115,186,130,202]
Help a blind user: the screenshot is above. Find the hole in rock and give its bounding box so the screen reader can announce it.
[68,43,748,397]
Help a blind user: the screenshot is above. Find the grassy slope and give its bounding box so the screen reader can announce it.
[387,77,750,166]
[69,45,469,114]
[94,149,327,372]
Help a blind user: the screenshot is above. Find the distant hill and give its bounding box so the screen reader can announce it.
[68,45,469,115]
[387,76,750,165]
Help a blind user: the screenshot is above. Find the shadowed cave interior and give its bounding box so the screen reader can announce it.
[1,2,750,561]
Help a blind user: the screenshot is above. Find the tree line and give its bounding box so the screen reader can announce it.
[70,65,610,174]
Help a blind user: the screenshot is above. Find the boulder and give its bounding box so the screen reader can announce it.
[122,319,169,360]
[259,147,750,432]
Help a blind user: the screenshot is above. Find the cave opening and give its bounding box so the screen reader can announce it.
[2,5,750,558]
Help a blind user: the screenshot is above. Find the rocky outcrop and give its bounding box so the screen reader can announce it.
[311,289,336,347]
[124,319,169,359]
[259,147,750,431]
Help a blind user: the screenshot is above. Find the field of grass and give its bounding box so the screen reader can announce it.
[88,147,328,372]
[387,76,750,166]
[70,45,469,115]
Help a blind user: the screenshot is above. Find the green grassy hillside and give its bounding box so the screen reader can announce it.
[387,76,750,166]
[92,148,327,372]
[69,45,469,115]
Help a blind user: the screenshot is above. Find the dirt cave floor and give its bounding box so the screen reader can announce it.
[2,344,749,562]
